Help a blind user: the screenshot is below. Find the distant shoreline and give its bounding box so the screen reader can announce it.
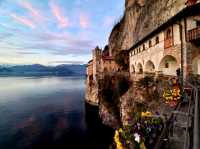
[0,64,86,77]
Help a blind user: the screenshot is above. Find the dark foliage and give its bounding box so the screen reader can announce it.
[114,50,129,71]
[138,76,154,88]
[99,74,131,123]
[118,75,131,96]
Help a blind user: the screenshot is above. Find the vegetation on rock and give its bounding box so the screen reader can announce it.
[115,50,129,71]
[99,73,131,124]
[137,76,160,101]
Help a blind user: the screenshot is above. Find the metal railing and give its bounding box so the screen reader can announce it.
[154,79,199,149]
[186,82,200,149]
[187,27,200,42]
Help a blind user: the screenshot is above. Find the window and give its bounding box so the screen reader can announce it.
[149,40,152,48]
[196,21,200,27]
[155,36,159,44]
[165,62,169,68]
[166,28,172,39]
[104,68,108,72]
[143,44,145,51]
[139,47,141,53]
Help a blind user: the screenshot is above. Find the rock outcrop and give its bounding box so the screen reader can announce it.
[109,0,190,55]
[99,0,191,128]
[85,82,99,106]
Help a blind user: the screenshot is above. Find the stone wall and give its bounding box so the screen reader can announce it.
[129,22,182,76]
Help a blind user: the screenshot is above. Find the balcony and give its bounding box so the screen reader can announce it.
[164,37,173,49]
[187,27,200,43]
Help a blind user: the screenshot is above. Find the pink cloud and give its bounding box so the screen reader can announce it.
[19,1,42,20]
[79,13,90,29]
[49,1,70,28]
[10,13,35,29]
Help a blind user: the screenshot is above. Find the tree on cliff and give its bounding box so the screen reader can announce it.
[114,50,129,71]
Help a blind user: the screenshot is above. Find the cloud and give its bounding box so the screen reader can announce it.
[10,13,35,29]
[0,32,13,40]
[27,31,95,49]
[79,13,90,29]
[19,1,43,21]
[16,51,39,55]
[49,0,70,28]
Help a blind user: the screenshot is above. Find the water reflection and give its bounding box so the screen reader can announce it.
[0,77,113,149]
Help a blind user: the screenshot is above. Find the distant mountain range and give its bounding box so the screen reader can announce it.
[0,64,86,76]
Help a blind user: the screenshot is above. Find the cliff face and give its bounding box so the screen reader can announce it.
[109,0,188,55]
[85,82,99,106]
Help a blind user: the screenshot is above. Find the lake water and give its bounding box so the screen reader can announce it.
[0,77,114,149]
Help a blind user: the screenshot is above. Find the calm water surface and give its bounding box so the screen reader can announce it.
[0,77,114,149]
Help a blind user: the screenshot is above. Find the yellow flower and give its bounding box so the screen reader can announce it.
[119,128,123,133]
[114,130,123,149]
[140,142,147,149]
[141,111,152,117]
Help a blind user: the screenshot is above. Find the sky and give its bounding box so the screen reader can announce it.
[0,0,124,65]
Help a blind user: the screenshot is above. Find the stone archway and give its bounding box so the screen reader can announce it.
[192,55,200,75]
[159,55,178,76]
[145,60,155,73]
[137,63,143,74]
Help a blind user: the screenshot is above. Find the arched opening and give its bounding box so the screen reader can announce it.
[145,60,155,73]
[159,55,178,76]
[132,65,135,74]
[155,36,159,44]
[192,55,200,75]
[137,63,143,74]
[104,67,108,72]
[166,28,172,39]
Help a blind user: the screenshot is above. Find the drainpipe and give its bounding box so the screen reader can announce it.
[176,22,184,92]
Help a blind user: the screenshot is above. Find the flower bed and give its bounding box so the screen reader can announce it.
[163,83,182,107]
[113,112,164,149]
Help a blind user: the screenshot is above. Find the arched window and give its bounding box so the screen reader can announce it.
[149,40,152,48]
[196,21,200,27]
[155,36,159,44]
[138,47,141,53]
[132,65,135,73]
[104,68,108,72]
[143,44,145,51]
[166,28,172,39]
[165,62,169,68]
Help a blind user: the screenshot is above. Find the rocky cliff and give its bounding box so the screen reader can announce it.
[109,0,190,55]
[99,0,192,133]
